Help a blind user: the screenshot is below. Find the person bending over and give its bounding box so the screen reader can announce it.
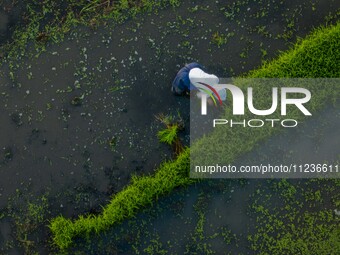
[171,62,226,102]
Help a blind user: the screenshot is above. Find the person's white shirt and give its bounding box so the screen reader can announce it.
[189,68,226,101]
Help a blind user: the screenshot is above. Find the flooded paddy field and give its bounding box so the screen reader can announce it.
[63,102,340,254]
[0,0,339,254]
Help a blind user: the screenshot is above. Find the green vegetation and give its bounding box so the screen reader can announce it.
[211,32,228,47]
[158,126,178,145]
[156,113,185,155]
[249,24,340,78]
[49,22,340,250]
[211,31,235,48]
[249,179,340,254]
[1,0,181,80]
[191,22,340,166]
[156,113,181,145]
[144,236,168,255]
[49,149,192,249]
[5,191,50,254]
[184,193,216,254]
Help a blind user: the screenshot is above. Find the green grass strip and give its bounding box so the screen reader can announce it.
[49,22,340,250]
[50,149,192,249]
[190,22,340,167]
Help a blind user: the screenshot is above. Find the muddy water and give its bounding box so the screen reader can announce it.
[0,0,339,254]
